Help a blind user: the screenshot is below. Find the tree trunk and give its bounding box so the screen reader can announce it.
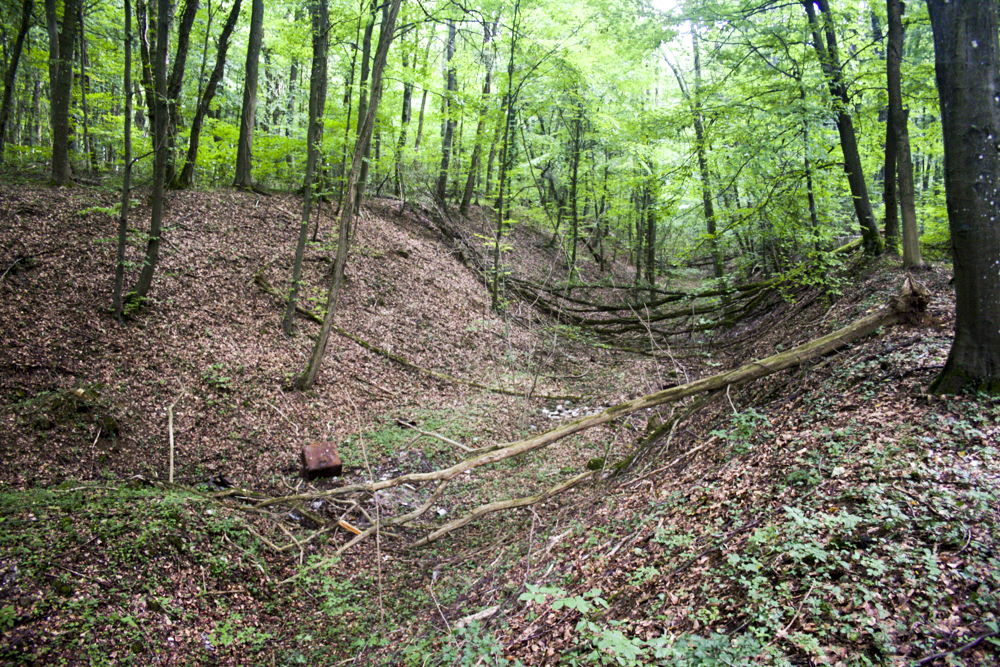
[803,0,883,255]
[283,0,329,334]
[113,0,133,320]
[436,19,457,203]
[883,0,901,254]
[888,0,923,268]
[176,0,242,189]
[0,0,32,163]
[394,36,414,197]
[49,0,82,186]
[299,0,402,390]
[926,0,1000,394]
[352,0,378,215]
[460,23,494,215]
[233,0,263,189]
[165,0,200,185]
[568,100,582,279]
[77,6,98,174]
[130,0,172,302]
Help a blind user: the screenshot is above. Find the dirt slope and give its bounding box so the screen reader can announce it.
[1,183,998,667]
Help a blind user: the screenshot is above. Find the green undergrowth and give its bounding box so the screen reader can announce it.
[480,390,1000,666]
[0,482,284,664]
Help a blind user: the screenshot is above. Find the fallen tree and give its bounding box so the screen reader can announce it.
[249,279,930,554]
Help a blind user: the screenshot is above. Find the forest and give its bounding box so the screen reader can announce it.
[1,0,1000,664]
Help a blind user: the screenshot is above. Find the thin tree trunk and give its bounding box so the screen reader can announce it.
[113,0,133,320]
[299,0,402,390]
[233,0,263,189]
[0,0,32,162]
[460,23,494,215]
[887,0,923,268]
[165,0,200,185]
[352,0,378,215]
[283,0,328,334]
[803,0,882,255]
[77,6,98,174]
[130,0,172,301]
[882,0,903,253]
[394,32,414,197]
[176,0,241,189]
[436,19,457,203]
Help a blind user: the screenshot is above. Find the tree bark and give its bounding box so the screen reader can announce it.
[436,19,457,203]
[888,0,923,268]
[49,0,82,186]
[165,0,200,185]
[883,0,901,254]
[283,0,328,334]
[298,0,402,390]
[0,0,33,163]
[803,0,883,255]
[460,23,494,215]
[113,0,133,320]
[130,0,172,301]
[233,0,263,189]
[926,0,1000,394]
[176,0,242,189]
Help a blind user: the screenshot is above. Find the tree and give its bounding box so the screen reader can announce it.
[435,18,457,203]
[0,0,34,163]
[233,0,263,190]
[926,0,1000,394]
[298,0,402,390]
[48,0,82,185]
[887,0,922,267]
[129,0,172,302]
[802,0,883,255]
[283,0,329,335]
[175,0,243,189]
[113,0,133,320]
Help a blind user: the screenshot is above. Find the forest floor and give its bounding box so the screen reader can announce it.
[0,179,998,667]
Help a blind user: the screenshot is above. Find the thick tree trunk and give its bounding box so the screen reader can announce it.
[0,0,33,162]
[351,0,378,215]
[394,30,415,198]
[926,0,1000,394]
[130,0,172,301]
[436,20,457,203]
[803,0,883,255]
[233,0,263,189]
[49,0,82,186]
[299,0,401,390]
[283,0,329,334]
[176,0,242,189]
[113,0,133,320]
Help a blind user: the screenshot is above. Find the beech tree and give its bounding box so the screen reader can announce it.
[233,0,263,190]
[0,0,33,163]
[48,0,82,186]
[926,0,1000,394]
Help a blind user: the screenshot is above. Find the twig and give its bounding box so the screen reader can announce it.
[167,387,186,484]
[761,582,817,651]
[266,401,299,436]
[397,419,477,452]
[915,630,1000,665]
[428,583,453,636]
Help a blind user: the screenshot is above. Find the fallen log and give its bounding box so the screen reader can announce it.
[258,279,930,549]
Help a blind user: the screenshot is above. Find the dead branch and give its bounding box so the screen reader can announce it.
[410,471,595,548]
[257,281,927,551]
